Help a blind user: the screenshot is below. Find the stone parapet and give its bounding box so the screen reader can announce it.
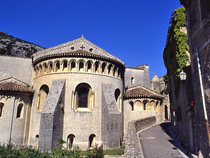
[124,116,156,158]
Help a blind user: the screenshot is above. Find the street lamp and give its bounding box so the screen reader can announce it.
[179,70,187,81]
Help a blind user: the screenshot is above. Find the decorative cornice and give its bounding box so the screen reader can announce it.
[32,50,124,66]
[33,37,124,65]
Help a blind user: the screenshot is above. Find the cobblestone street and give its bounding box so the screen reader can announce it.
[138,123,188,158]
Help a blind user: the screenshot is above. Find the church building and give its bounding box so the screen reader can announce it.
[0,36,164,151]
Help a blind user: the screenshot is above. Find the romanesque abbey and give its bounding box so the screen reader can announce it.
[0,36,165,151]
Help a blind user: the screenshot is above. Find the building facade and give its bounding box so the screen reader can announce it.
[0,36,164,151]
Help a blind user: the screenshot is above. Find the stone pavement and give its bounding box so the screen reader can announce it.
[138,122,188,158]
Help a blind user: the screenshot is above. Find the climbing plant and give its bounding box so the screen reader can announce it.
[163,7,189,97]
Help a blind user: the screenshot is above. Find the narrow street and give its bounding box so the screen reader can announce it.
[138,122,188,158]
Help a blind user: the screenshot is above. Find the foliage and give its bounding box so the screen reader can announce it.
[0,144,47,158]
[103,147,124,155]
[85,145,104,158]
[0,143,124,158]
[161,74,169,95]
[0,144,82,158]
[163,7,189,97]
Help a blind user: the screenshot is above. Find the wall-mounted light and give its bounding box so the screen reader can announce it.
[179,70,187,81]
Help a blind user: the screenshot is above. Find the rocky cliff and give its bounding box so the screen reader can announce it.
[0,31,45,58]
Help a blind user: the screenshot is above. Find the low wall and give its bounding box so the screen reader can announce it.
[124,116,156,158]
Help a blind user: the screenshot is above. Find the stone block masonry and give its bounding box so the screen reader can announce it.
[38,79,65,151]
[124,116,156,158]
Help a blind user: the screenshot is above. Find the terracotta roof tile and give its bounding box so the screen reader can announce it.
[0,82,34,93]
[124,85,164,99]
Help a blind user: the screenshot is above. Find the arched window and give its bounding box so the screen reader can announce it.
[102,63,106,74]
[115,89,121,110]
[77,84,90,108]
[67,134,75,149]
[131,77,134,84]
[0,103,4,117]
[35,135,39,149]
[94,62,99,73]
[89,134,96,148]
[87,61,92,73]
[79,62,84,72]
[38,85,49,112]
[118,68,122,79]
[129,101,134,111]
[108,64,112,75]
[17,103,23,118]
[70,61,76,72]
[55,61,60,72]
[48,62,53,73]
[113,66,117,76]
[143,100,149,110]
[43,63,48,74]
[39,65,43,75]
[63,60,68,72]
[74,83,94,110]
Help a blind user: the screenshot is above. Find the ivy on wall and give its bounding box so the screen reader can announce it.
[163,7,189,97]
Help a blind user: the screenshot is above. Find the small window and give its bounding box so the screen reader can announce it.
[70,61,76,72]
[35,135,39,149]
[43,63,48,74]
[143,100,149,110]
[0,103,4,117]
[49,62,53,73]
[75,83,92,109]
[55,62,60,72]
[38,85,49,112]
[115,89,121,110]
[17,104,23,118]
[63,61,68,71]
[129,101,134,111]
[79,62,84,72]
[67,134,75,149]
[78,87,89,108]
[89,134,96,147]
[131,77,134,84]
[108,64,112,75]
[102,63,106,74]
[95,62,99,73]
[87,61,92,73]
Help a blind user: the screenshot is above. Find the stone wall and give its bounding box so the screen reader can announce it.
[0,55,32,85]
[29,56,124,150]
[101,83,123,149]
[0,92,32,146]
[179,1,210,156]
[124,116,156,158]
[125,65,150,89]
[38,79,65,151]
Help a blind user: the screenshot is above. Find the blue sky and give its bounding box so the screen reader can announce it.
[0,0,182,78]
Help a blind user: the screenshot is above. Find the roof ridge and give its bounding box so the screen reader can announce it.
[33,37,124,65]
[0,77,30,86]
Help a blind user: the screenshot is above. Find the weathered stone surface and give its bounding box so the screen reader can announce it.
[124,116,156,158]
[38,79,65,151]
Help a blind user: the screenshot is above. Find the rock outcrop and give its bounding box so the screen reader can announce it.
[0,31,45,57]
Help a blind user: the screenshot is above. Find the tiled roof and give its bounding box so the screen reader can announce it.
[33,50,124,66]
[124,85,164,99]
[0,82,34,93]
[33,37,125,65]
